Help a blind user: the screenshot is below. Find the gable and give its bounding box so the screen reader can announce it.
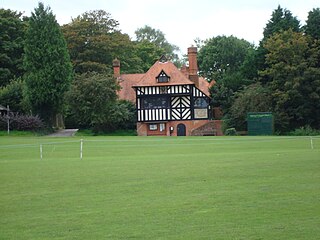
[133,61,194,87]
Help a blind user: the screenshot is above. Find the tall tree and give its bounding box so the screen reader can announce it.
[260,29,320,131]
[198,35,255,96]
[134,40,164,72]
[62,10,141,74]
[66,72,119,132]
[0,9,26,87]
[24,3,72,127]
[135,25,180,65]
[257,5,301,83]
[305,8,320,39]
[263,5,301,41]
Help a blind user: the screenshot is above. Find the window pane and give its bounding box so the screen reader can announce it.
[142,96,169,109]
[194,97,208,108]
[149,124,157,130]
[160,123,165,131]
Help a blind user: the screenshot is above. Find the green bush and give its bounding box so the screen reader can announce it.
[289,125,320,136]
[225,128,237,136]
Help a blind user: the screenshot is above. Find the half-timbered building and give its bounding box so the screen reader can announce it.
[114,47,221,136]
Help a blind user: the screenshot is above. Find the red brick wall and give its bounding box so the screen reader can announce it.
[137,120,224,136]
[137,120,211,136]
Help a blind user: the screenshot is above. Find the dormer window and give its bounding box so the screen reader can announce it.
[157,70,170,83]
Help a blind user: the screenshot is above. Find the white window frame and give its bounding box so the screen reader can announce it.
[159,123,165,132]
[149,124,158,131]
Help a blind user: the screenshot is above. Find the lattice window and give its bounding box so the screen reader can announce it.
[157,70,170,83]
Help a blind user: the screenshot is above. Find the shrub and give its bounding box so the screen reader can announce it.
[0,114,44,131]
[289,125,320,136]
[0,78,29,113]
[225,128,237,136]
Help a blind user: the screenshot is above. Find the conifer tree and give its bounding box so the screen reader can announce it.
[305,8,320,40]
[0,9,26,86]
[24,3,72,128]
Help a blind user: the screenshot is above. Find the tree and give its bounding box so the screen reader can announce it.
[134,40,164,72]
[209,83,234,110]
[23,3,73,127]
[262,5,301,41]
[260,29,320,131]
[135,25,180,65]
[0,78,27,113]
[62,10,141,74]
[65,72,119,132]
[257,5,301,83]
[305,8,320,39]
[0,9,26,87]
[228,83,272,131]
[198,35,254,87]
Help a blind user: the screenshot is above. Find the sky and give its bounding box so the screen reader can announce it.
[2,0,319,54]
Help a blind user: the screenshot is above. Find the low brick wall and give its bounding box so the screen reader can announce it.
[191,120,224,136]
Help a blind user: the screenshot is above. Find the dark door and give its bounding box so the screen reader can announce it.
[177,123,186,136]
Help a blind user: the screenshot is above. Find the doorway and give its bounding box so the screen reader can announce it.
[177,123,186,136]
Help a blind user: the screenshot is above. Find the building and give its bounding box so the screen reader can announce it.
[114,47,222,136]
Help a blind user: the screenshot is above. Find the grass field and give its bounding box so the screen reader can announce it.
[0,136,319,239]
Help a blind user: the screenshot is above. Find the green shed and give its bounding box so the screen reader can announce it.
[247,112,274,136]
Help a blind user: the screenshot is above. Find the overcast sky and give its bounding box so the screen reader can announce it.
[2,0,319,54]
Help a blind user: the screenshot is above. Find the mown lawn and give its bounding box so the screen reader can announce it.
[0,136,319,239]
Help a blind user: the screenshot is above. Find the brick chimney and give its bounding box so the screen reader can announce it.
[113,58,120,78]
[187,46,199,87]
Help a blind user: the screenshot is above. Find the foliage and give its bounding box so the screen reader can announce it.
[65,72,119,131]
[110,100,136,130]
[0,78,29,113]
[75,129,137,136]
[229,83,272,131]
[135,25,180,65]
[262,5,301,41]
[225,128,237,136]
[134,40,164,72]
[62,10,142,74]
[288,125,320,136]
[198,35,254,86]
[305,8,320,39]
[0,113,43,131]
[23,3,73,127]
[209,83,234,110]
[261,29,320,132]
[0,9,26,87]
[257,5,302,83]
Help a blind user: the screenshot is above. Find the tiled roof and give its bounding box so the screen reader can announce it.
[117,60,214,102]
[133,61,194,87]
[117,73,144,102]
[199,77,210,96]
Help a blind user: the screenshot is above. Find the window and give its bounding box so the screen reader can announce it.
[142,96,169,109]
[149,124,157,131]
[159,123,165,132]
[194,97,208,108]
[157,70,170,83]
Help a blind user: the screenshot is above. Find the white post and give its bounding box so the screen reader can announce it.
[40,144,43,160]
[7,105,10,135]
[80,139,83,160]
[310,137,314,150]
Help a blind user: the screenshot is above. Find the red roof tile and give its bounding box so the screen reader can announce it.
[133,60,194,87]
[117,73,144,102]
[117,60,213,102]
